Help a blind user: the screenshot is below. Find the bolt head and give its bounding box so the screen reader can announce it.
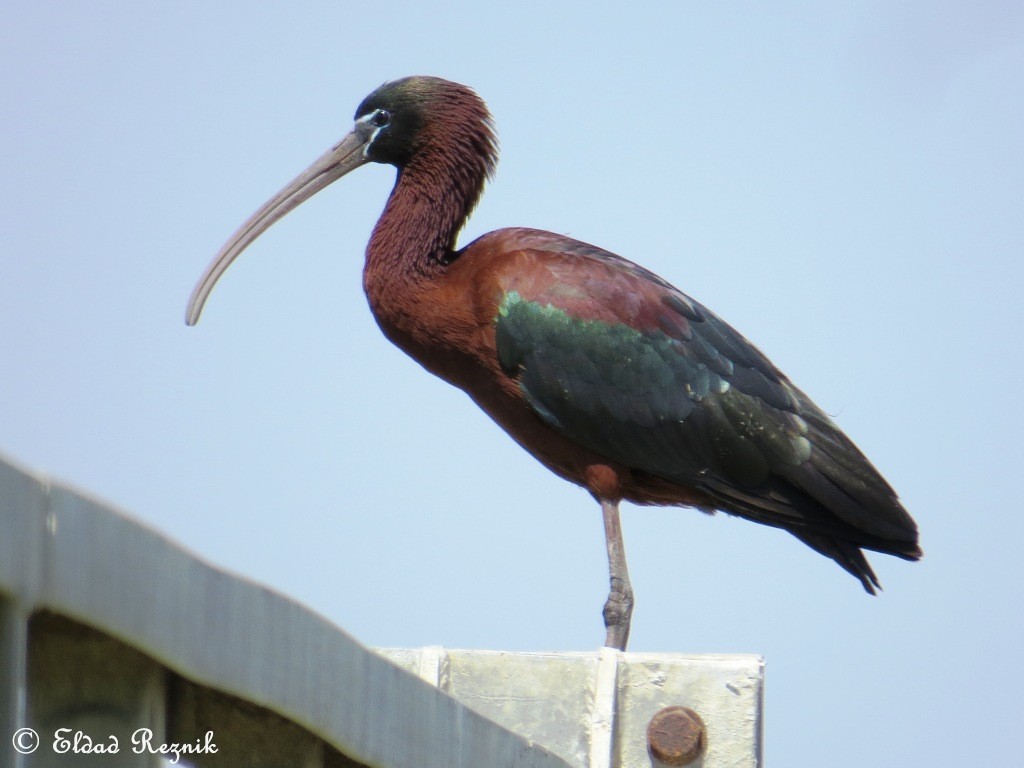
[647,706,707,766]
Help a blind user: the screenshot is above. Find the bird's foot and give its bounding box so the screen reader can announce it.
[602,577,634,651]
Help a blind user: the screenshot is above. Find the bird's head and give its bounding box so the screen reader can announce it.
[355,76,496,170]
[185,76,496,326]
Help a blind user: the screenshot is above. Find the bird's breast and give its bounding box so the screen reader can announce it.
[363,262,501,391]
[362,258,600,481]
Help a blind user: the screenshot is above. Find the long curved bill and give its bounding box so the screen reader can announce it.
[185,124,373,326]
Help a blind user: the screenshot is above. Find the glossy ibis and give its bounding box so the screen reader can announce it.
[186,76,921,650]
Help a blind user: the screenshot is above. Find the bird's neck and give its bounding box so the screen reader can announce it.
[363,148,486,303]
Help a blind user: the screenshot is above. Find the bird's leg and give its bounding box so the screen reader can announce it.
[600,498,634,651]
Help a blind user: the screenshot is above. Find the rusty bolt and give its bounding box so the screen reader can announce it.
[647,706,707,766]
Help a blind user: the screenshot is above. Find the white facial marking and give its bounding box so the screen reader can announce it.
[356,111,386,158]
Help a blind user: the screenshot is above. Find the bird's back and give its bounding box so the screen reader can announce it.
[455,228,920,591]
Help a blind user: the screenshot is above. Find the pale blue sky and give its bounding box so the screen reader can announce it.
[2,2,1022,766]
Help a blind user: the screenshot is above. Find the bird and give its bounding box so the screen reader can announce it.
[186,76,921,651]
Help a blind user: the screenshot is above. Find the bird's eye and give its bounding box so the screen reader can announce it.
[371,109,391,128]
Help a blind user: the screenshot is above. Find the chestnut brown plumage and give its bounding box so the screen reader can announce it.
[187,76,921,650]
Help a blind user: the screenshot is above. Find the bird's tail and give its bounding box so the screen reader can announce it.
[790,531,883,594]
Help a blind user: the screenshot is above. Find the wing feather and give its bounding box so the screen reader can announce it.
[492,237,920,579]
